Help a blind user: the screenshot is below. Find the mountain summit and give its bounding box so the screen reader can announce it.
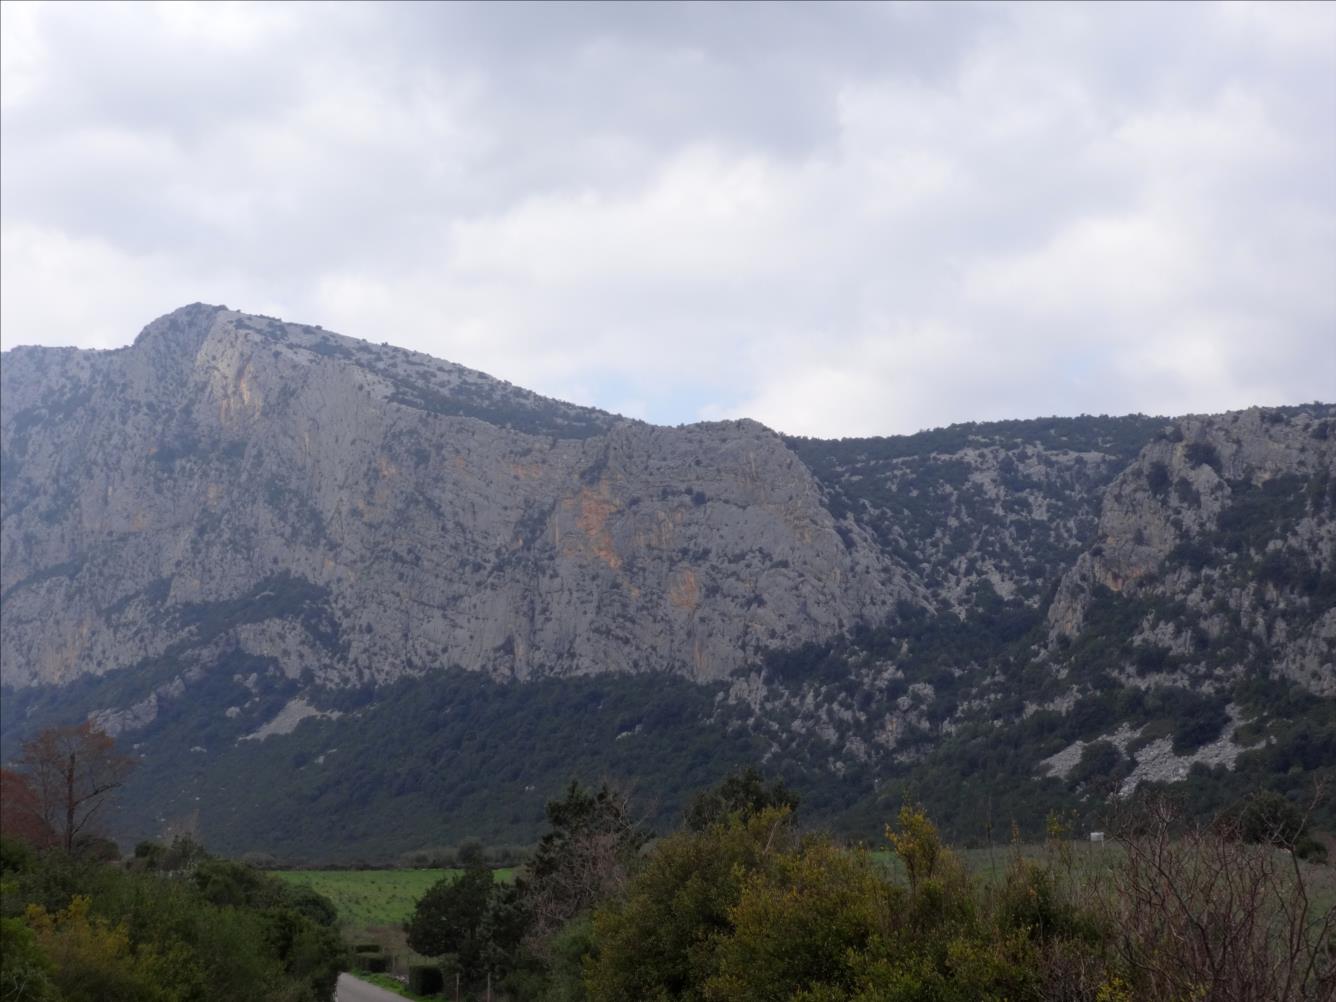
[2,304,904,691]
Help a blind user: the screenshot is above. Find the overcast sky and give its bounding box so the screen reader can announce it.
[2,1,1333,436]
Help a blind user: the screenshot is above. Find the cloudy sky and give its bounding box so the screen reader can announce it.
[2,1,1333,436]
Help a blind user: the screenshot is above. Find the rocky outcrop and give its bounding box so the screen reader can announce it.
[1,305,912,693]
[1048,408,1336,695]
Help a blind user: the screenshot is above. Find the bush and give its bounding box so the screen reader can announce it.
[684,766,799,830]
[1185,441,1222,472]
[4,844,344,1002]
[0,916,59,1001]
[1236,790,1307,849]
[24,896,177,1002]
[1171,696,1230,754]
[408,964,445,995]
[707,839,897,1000]
[1146,461,1171,497]
[1070,741,1125,788]
[357,954,389,974]
[587,808,797,1000]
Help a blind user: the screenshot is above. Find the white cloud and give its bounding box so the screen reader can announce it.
[2,1,1332,435]
[0,222,262,348]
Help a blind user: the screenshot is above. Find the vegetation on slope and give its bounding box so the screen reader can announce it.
[392,776,1334,1001]
[0,835,343,1002]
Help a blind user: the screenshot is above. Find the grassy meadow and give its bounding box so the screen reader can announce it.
[874,839,1336,918]
[277,844,1333,935]
[274,867,515,931]
[870,839,1120,885]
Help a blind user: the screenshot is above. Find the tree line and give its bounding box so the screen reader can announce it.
[2,722,1331,1001]
[0,723,344,1001]
[395,769,1334,1001]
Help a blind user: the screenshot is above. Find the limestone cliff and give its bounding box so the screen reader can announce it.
[1,305,909,694]
[2,307,1331,856]
[1048,408,1336,695]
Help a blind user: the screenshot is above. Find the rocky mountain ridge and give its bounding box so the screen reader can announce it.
[1,305,1331,855]
[2,304,908,695]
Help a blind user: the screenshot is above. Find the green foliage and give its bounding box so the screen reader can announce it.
[523,781,647,947]
[1235,791,1310,852]
[707,838,896,1001]
[532,913,595,1002]
[583,804,1138,1002]
[0,837,36,878]
[273,868,512,930]
[993,850,1101,947]
[786,414,1164,611]
[1170,697,1230,754]
[886,804,957,894]
[24,895,176,1002]
[1069,741,1126,789]
[407,963,444,994]
[0,915,59,1002]
[684,767,799,831]
[404,863,494,966]
[584,791,1336,999]
[1146,461,1171,497]
[1,842,343,1002]
[0,667,766,862]
[1184,441,1222,472]
[586,808,796,1001]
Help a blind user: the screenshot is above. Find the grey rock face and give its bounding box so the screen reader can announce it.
[1,305,911,690]
[1048,408,1336,695]
[4,306,1332,855]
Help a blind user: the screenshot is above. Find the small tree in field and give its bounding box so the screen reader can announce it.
[17,722,136,853]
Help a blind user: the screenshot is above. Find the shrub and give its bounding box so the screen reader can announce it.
[25,896,177,1002]
[1185,441,1222,472]
[1146,461,1171,497]
[408,963,445,995]
[1069,741,1125,788]
[684,766,799,831]
[706,839,897,1000]
[358,954,389,974]
[0,916,59,1001]
[586,808,796,1000]
[1104,795,1335,1002]
[1171,696,1230,754]
[1235,790,1310,851]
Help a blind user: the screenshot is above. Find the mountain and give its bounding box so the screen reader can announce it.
[2,304,905,691]
[2,305,1332,859]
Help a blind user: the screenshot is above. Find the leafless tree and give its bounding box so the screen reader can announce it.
[16,721,136,853]
[1102,790,1334,1002]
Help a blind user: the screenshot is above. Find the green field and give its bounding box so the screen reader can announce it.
[274,868,514,930]
[874,840,1335,919]
[870,841,1120,886]
[279,845,1334,943]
